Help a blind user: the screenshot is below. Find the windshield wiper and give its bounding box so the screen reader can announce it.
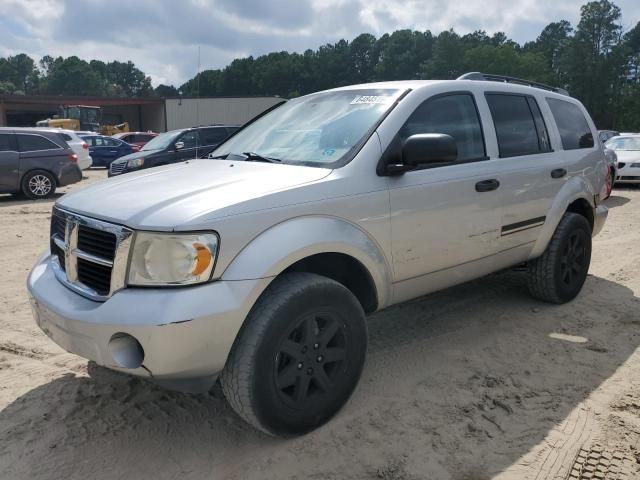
[241,152,282,163]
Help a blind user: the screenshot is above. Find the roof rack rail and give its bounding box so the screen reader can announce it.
[457,72,569,96]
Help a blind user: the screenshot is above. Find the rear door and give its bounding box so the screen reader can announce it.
[0,132,19,191]
[481,92,566,250]
[90,136,121,165]
[16,133,67,178]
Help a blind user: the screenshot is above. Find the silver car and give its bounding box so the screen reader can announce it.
[27,73,608,436]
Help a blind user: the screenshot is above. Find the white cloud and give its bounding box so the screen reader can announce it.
[0,0,639,86]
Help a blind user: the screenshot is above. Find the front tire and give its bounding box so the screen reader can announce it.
[220,272,367,436]
[527,212,592,304]
[21,170,56,199]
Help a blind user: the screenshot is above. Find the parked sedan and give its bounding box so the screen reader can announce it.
[80,135,136,168]
[112,131,157,149]
[605,135,640,184]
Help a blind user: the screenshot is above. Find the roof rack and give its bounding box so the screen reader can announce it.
[457,72,569,96]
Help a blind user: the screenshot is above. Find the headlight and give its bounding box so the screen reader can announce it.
[128,232,218,286]
[127,158,145,168]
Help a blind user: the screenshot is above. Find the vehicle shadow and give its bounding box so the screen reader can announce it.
[0,271,638,480]
[604,194,631,208]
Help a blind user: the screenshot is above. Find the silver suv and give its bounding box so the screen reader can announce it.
[27,73,608,436]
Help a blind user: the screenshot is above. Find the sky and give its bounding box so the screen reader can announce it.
[1,0,639,87]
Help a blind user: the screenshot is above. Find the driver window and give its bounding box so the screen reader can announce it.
[179,131,199,149]
[400,94,486,162]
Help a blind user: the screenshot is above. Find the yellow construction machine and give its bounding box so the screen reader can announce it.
[36,105,129,135]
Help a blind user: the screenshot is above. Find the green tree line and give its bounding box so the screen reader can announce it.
[0,55,153,97]
[1,0,639,129]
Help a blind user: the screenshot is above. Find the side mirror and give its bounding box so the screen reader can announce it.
[175,141,184,150]
[402,133,457,167]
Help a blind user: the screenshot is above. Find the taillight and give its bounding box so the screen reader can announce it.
[82,143,88,149]
[69,154,78,162]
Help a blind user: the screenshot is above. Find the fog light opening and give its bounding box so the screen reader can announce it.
[108,333,145,369]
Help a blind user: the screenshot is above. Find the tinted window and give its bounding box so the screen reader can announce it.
[17,134,60,152]
[486,94,547,157]
[60,133,72,141]
[200,128,228,145]
[400,94,485,161]
[179,131,199,148]
[547,98,594,150]
[0,133,15,151]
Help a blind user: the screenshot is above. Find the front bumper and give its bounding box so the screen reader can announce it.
[615,164,640,183]
[27,252,271,391]
[592,204,608,237]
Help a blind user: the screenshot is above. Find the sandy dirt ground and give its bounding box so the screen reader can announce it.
[1,169,640,479]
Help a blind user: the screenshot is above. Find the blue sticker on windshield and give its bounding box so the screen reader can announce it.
[322,148,336,156]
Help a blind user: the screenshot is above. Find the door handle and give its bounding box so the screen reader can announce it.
[475,179,500,192]
[551,168,567,179]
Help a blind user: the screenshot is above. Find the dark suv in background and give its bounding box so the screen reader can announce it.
[109,125,239,176]
[0,128,82,199]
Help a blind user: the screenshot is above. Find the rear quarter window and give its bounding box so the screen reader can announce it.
[547,98,594,150]
[16,134,61,152]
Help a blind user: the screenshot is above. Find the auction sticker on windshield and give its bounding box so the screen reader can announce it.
[350,95,394,105]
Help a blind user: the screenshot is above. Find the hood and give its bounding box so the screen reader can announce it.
[112,149,153,163]
[57,159,332,229]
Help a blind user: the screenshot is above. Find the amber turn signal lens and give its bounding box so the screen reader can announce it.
[191,242,212,275]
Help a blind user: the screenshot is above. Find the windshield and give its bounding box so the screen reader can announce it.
[210,89,403,166]
[605,136,640,151]
[141,130,183,151]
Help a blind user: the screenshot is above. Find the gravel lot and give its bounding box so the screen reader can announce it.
[1,169,640,479]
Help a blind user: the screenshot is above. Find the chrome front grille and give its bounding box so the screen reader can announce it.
[109,162,126,175]
[50,207,133,301]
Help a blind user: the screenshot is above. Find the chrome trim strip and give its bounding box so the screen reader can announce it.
[74,249,114,267]
[51,207,133,301]
[51,257,110,302]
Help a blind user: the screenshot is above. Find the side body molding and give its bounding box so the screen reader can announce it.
[221,216,393,310]
[529,175,596,259]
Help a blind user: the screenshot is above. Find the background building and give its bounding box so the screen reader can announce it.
[0,95,284,132]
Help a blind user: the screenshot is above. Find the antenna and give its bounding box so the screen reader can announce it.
[195,45,201,156]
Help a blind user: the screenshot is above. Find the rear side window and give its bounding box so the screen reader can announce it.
[16,134,60,152]
[0,133,15,151]
[547,98,594,150]
[60,133,72,141]
[200,128,229,145]
[400,93,486,162]
[486,94,550,158]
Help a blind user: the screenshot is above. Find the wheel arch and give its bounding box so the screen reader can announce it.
[221,216,393,311]
[19,168,59,188]
[530,176,596,259]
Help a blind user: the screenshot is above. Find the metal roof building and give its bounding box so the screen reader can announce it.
[0,94,284,132]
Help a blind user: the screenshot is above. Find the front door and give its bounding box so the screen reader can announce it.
[0,132,19,191]
[388,93,504,283]
[175,130,200,161]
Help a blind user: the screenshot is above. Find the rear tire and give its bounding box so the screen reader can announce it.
[21,170,56,200]
[527,212,592,304]
[220,272,367,436]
